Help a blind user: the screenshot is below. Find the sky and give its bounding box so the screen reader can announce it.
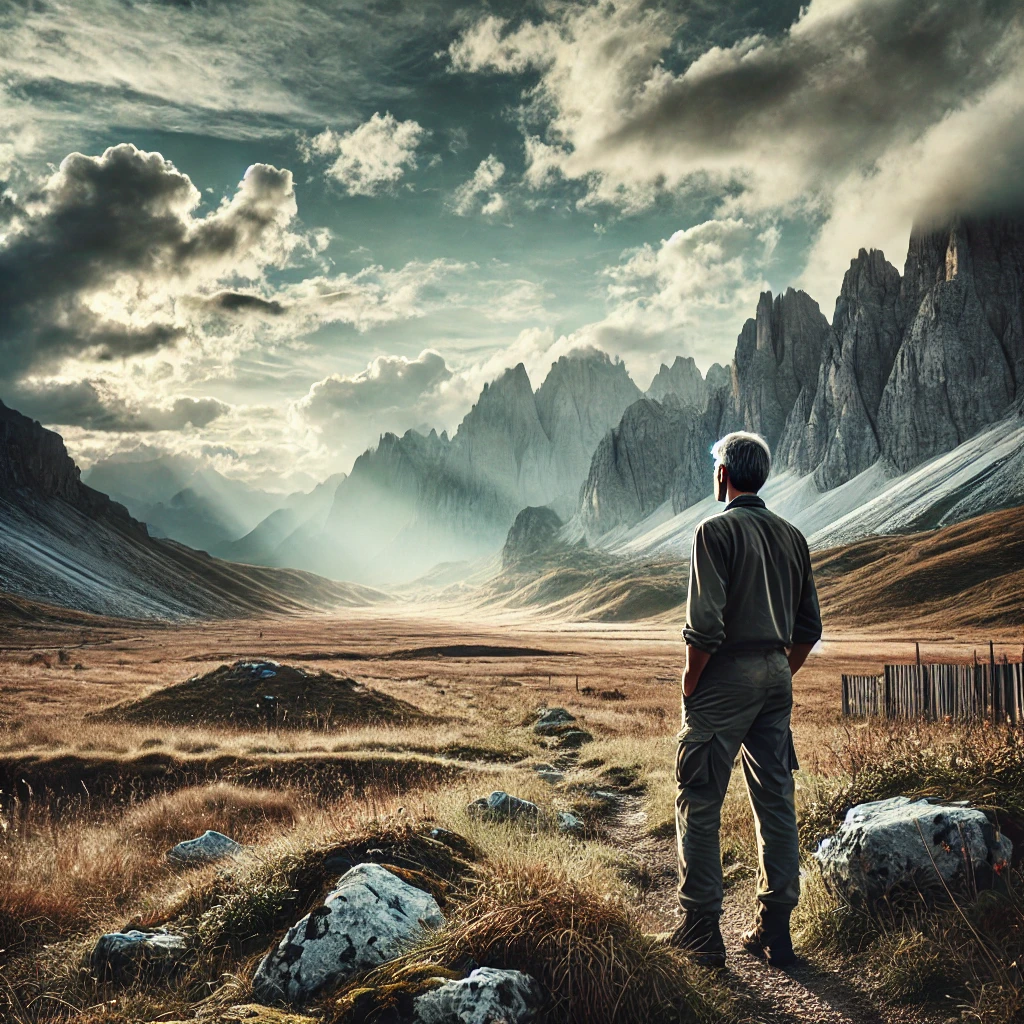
[1,0,1022,491]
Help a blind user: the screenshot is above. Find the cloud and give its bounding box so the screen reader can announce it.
[305,113,426,195]
[8,378,229,432]
[0,144,304,381]
[451,0,1023,213]
[296,349,453,425]
[451,154,506,216]
[451,0,1024,298]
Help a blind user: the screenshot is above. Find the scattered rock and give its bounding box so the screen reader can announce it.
[90,930,187,982]
[557,811,584,835]
[555,729,593,749]
[588,789,621,807]
[815,796,1014,903]
[167,829,243,865]
[412,967,543,1024]
[533,708,576,735]
[467,791,541,823]
[252,863,444,1005]
[536,769,565,785]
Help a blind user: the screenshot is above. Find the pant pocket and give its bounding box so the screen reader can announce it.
[785,730,800,772]
[677,737,714,789]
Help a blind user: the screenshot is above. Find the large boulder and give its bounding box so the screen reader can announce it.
[252,863,444,1005]
[167,830,243,865]
[533,708,576,735]
[468,791,541,823]
[412,967,543,1024]
[815,796,1013,903]
[91,930,187,982]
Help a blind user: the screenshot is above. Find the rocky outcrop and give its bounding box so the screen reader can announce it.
[535,350,642,515]
[779,249,903,488]
[646,355,707,408]
[733,288,832,451]
[502,506,565,567]
[877,217,1022,472]
[579,399,696,537]
[411,968,542,1024]
[0,400,142,528]
[252,863,444,1005]
[815,796,1013,903]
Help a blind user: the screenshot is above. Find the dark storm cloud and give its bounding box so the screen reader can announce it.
[203,291,287,316]
[453,0,1024,218]
[0,143,299,381]
[7,379,229,431]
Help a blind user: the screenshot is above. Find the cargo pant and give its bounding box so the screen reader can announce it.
[676,648,800,916]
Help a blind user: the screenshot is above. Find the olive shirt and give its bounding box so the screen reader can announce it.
[682,493,823,655]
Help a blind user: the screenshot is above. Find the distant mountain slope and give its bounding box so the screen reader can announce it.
[812,505,1024,631]
[84,454,287,552]
[0,401,384,619]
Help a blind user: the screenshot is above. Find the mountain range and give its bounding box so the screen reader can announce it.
[2,212,1022,608]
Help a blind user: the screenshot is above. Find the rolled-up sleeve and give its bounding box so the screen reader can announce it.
[682,521,729,653]
[791,540,823,645]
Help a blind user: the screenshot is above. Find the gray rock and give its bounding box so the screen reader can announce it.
[557,811,584,834]
[536,769,565,785]
[167,829,243,865]
[91,930,187,982]
[412,967,542,1024]
[646,355,709,410]
[555,729,593,749]
[533,708,576,734]
[468,791,541,822]
[815,796,1013,903]
[252,863,444,1005]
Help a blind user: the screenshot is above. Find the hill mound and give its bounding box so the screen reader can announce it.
[94,660,426,729]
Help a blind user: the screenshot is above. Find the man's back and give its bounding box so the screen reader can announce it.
[683,493,821,656]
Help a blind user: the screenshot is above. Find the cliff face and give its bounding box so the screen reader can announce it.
[733,288,832,452]
[0,400,141,528]
[877,218,1022,472]
[778,249,903,488]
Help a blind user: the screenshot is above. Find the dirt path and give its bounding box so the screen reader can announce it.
[601,792,920,1024]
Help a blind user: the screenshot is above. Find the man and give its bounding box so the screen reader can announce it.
[669,430,822,969]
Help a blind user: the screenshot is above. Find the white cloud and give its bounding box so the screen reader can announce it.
[306,113,426,196]
[297,349,453,423]
[451,154,506,216]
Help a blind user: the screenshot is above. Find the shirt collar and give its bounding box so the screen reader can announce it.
[725,493,766,511]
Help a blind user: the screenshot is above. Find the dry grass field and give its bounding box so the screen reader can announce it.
[1,606,1022,1024]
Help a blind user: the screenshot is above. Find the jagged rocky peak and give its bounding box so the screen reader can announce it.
[778,247,903,488]
[733,287,832,450]
[646,355,705,408]
[877,214,1021,473]
[533,348,642,514]
[535,347,641,445]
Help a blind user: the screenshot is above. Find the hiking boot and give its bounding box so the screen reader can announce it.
[664,911,726,968]
[740,903,796,967]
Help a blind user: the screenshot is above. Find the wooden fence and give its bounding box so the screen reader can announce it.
[842,661,1024,723]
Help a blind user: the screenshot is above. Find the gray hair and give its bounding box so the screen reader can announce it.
[711,431,771,493]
